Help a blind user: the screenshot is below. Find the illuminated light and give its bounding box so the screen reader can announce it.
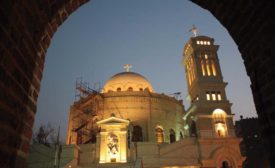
[211,60,217,76]
[196,41,200,45]
[206,60,211,76]
[212,109,228,137]
[204,54,208,59]
[190,58,196,81]
[207,41,210,45]
[203,41,207,45]
[206,92,210,100]
[201,61,206,76]
[217,93,222,101]
[200,41,203,44]
[215,123,226,137]
[155,126,164,144]
[212,93,216,101]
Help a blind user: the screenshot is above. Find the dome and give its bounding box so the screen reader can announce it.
[102,72,154,93]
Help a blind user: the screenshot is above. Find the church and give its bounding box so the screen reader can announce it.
[62,34,244,168]
[28,35,244,168]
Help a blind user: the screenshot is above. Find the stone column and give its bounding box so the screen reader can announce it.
[99,132,107,163]
[119,131,127,162]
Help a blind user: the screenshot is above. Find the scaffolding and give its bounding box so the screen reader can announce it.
[71,78,103,144]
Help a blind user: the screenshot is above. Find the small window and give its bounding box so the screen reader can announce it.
[128,87,133,91]
[206,92,210,100]
[217,92,222,101]
[212,92,216,101]
[155,126,164,144]
[139,88,143,91]
[117,88,121,92]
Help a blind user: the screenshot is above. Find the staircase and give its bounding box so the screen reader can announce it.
[78,162,134,168]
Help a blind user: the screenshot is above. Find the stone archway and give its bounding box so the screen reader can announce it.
[0,1,274,167]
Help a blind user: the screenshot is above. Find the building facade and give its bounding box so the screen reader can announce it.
[28,35,244,168]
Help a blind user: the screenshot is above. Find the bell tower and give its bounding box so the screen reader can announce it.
[182,35,235,138]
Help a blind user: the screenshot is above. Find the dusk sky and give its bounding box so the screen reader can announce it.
[34,0,257,141]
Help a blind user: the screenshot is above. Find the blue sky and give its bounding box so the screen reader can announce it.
[34,0,257,141]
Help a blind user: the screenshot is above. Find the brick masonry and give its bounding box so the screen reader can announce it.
[0,0,274,167]
[0,0,89,167]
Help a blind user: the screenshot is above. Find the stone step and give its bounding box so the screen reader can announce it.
[78,162,134,168]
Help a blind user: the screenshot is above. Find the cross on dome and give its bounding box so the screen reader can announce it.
[123,64,132,72]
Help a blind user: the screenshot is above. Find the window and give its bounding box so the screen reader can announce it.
[206,60,211,76]
[217,92,222,101]
[211,60,217,76]
[206,92,210,100]
[212,92,216,101]
[222,161,230,168]
[139,88,143,91]
[155,126,164,144]
[212,109,228,137]
[201,60,206,76]
[132,125,143,142]
[117,88,121,92]
[128,87,133,91]
[207,41,210,45]
[169,129,176,143]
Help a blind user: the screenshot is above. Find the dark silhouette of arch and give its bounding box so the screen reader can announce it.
[132,125,143,142]
[222,161,230,168]
[169,129,176,143]
[190,120,197,137]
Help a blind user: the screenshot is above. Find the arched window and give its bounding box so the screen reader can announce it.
[139,88,143,91]
[169,129,176,143]
[221,161,230,168]
[117,87,121,92]
[155,126,164,144]
[213,109,228,137]
[201,60,206,76]
[128,87,133,91]
[132,125,143,142]
[211,60,217,76]
[206,60,211,76]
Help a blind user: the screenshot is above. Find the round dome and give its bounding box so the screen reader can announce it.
[102,72,154,93]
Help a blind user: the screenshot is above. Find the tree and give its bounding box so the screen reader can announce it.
[33,123,56,147]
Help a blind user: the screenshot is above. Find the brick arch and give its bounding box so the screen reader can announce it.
[0,0,89,167]
[0,0,274,167]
